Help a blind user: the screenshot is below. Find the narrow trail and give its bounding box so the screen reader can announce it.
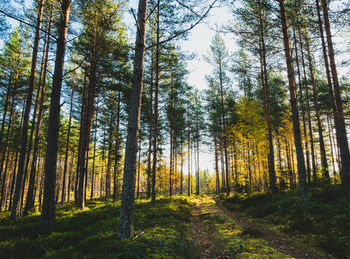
[190,198,223,259]
[215,197,326,259]
[190,196,329,259]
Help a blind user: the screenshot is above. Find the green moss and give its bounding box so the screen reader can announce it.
[220,184,350,258]
[0,197,199,259]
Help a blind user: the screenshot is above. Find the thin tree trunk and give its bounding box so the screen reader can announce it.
[304,33,329,180]
[293,27,311,184]
[11,0,45,220]
[91,109,98,201]
[214,133,220,194]
[147,60,153,199]
[113,92,121,202]
[151,0,160,206]
[137,130,141,199]
[24,17,51,215]
[61,75,75,204]
[298,32,317,183]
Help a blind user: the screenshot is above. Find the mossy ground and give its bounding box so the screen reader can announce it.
[191,196,292,259]
[0,196,199,259]
[220,184,350,258]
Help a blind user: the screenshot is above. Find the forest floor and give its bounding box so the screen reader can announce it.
[0,186,348,258]
[189,195,324,259]
[218,184,350,259]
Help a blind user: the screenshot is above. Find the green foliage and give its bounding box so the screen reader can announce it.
[0,197,199,259]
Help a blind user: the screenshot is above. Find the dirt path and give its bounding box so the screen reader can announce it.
[190,198,222,259]
[214,197,330,259]
[189,196,330,259]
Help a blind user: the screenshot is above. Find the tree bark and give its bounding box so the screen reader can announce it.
[41,0,71,228]
[320,0,350,184]
[61,75,75,204]
[151,0,160,205]
[278,0,308,202]
[24,18,51,215]
[11,0,45,220]
[118,0,148,240]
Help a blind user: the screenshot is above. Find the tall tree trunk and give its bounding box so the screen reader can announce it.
[293,27,311,184]
[258,6,276,192]
[77,51,97,209]
[137,130,141,199]
[320,0,350,184]
[187,107,191,196]
[305,30,329,180]
[105,115,113,200]
[0,74,12,169]
[11,0,45,220]
[24,18,51,215]
[169,120,173,196]
[180,142,184,195]
[41,0,71,228]
[151,0,160,206]
[218,58,229,194]
[61,75,75,204]
[113,92,121,202]
[147,60,153,198]
[214,133,220,194]
[298,32,317,182]
[91,109,98,201]
[118,0,148,240]
[278,0,307,202]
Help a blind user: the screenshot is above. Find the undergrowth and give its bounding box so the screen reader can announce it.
[220,184,350,258]
[0,196,199,259]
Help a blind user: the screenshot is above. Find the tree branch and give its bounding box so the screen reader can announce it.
[145,0,219,50]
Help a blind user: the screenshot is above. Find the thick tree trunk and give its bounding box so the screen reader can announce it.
[41,0,71,228]
[11,0,45,220]
[320,0,350,184]
[118,0,148,240]
[278,0,308,202]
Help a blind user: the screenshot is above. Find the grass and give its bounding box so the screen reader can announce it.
[195,196,292,258]
[0,196,200,259]
[219,184,350,258]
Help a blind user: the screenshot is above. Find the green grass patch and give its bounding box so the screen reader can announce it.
[0,196,199,259]
[196,196,292,258]
[220,184,350,258]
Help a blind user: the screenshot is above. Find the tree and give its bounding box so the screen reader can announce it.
[277,0,307,202]
[41,0,71,228]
